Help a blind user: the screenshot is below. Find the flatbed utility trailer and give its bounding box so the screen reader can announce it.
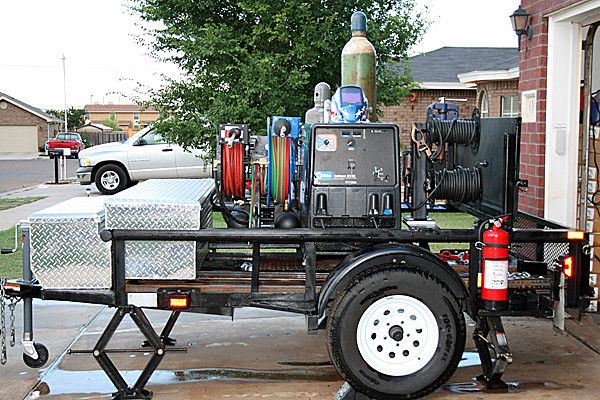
[0,112,593,400]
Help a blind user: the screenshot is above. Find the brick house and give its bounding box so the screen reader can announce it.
[0,92,60,153]
[381,47,518,146]
[83,104,159,137]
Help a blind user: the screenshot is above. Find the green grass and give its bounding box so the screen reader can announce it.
[0,227,21,279]
[429,212,476,253]
[0,197,47,212]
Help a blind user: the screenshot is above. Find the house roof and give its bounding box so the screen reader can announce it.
[0,92,60,122]
[84,104,157,113]
[394,47,519,89]
[76,122,114,131]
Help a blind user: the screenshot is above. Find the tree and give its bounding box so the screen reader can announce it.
[101,113,123,131]
[132,0,427,150]
[45,107,87,131]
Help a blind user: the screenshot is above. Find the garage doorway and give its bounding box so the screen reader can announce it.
[0,126,38,153]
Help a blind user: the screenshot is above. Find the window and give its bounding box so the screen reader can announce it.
[501,95,519,117]
[480,91,489,117]
[133,112,140,120]
[138,130,167,145]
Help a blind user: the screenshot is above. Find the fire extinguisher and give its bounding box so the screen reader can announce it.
[480,218,509,311]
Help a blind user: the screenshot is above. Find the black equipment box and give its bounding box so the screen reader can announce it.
[306,123,401,229]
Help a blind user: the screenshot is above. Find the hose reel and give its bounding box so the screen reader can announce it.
[428,166,483,204]
[426,108,481,157]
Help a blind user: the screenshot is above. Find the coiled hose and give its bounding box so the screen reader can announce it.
[431,166,482,203]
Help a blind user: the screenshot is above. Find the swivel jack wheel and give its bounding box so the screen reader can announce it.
[23,342,49,368]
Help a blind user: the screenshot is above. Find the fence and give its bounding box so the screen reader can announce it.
[80,131,129,147]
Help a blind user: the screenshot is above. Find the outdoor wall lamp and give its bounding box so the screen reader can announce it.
[510,5,532,50]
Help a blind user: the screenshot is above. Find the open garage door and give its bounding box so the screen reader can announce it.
[0,126,38,153]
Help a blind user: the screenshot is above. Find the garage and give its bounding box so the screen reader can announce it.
[0,91,60,153]
[0,125,38,153]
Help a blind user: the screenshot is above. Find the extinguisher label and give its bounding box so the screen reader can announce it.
[484,260,508,289]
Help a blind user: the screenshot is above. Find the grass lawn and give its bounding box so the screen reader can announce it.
[429,211,476,253]
[0,197,47,212]
[0,227,21,279]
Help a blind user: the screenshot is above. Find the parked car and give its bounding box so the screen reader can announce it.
[76,126,211,195]
[47,132,85,157]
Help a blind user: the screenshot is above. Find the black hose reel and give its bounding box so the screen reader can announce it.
[426,108,481,156]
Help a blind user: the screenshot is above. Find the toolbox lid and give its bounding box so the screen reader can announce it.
[29,197,106,221]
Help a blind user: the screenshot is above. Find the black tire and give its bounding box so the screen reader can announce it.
[23,343,49,368]
[94,164,129,195]
[327,267,466,399]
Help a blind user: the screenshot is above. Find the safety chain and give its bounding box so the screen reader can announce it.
[1,277,6,365]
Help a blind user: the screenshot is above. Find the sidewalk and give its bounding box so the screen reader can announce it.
[0,183,102,230]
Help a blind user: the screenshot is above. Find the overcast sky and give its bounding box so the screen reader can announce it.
[0,0,520,110]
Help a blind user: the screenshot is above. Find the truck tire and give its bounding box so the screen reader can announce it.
[327,267,465,399]
[95,164,129,195]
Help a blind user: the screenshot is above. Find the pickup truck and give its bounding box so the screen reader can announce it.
[47,132,85,157]
[76,126,211,194]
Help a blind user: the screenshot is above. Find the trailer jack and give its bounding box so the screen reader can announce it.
[473,316,512,390]
[93,306,167,400]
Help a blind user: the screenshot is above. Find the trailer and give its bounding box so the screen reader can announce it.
[0,105,592,399]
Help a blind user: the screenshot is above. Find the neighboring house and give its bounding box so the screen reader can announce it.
[0,92,60,153]
[458,67,519,118]
[83,104,159,137]
[381,47,518,146]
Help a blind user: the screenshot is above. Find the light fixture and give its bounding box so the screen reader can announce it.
[510,5,532,50]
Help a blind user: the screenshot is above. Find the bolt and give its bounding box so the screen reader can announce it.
[157,348,164,356]
[93,350,100,357]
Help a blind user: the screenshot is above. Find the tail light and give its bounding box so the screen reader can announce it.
[168,294,190,310]
[567,230,585,240]
[563,255,574,278]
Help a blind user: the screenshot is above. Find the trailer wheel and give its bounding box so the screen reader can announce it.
[95,164,128,195]
[23,343,49,368]
[327,267,465,399]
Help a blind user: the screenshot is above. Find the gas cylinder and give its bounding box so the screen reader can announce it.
[481,221,509,310]
[341,11,377,120]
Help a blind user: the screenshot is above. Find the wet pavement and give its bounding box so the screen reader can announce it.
[1,308,596,400]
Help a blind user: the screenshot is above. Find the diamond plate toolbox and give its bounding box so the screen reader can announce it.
[29,197,111,289]
[105,179,215,280]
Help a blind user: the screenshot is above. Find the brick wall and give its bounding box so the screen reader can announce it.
[0,101,51,150]
[381,89,477,148]
[476,80,519,117]
[519,0,585,216]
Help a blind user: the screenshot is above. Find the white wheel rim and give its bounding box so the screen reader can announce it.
[100,171,120,190]
[356,295,439,376]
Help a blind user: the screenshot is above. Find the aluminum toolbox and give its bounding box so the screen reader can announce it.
[105,179,214,280]
[29,197,111,289]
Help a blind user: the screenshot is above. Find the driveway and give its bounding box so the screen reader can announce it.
[0,159,79,194]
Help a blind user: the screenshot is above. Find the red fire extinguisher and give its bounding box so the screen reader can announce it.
[481,218,509,311]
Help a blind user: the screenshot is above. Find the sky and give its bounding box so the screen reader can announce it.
[0,0,520,110]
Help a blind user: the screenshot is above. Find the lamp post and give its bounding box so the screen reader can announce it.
[62,55,68,132]
[510,5,532,51]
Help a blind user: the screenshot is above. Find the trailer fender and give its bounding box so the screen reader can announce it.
[317,244,472,325]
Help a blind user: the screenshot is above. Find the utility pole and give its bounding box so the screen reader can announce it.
[62,55,68,132]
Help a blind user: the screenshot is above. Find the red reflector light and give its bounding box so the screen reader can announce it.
[563,256,574,278]
[168,295,189,309]
[567,230,585,240]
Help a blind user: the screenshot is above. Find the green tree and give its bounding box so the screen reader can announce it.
[101,113,123,131]
[45,107,87,131]
[132,0,427,149]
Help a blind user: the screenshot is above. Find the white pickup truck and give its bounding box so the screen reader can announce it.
[76,126,211,194]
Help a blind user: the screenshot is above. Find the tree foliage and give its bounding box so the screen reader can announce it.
[132,0,427,149]
[45,107,86,131]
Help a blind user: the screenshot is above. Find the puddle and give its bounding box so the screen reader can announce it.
[30,366,340,396]
[442,379,584,395]
[458,352,481,368]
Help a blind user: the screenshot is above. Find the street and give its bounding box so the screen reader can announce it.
[0,158,79,194]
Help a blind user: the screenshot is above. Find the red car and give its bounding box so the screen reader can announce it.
[47,132,85,158]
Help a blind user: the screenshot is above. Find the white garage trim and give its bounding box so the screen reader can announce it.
[0,126,38,153]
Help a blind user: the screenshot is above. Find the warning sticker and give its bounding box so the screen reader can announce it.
[484,260,508,289]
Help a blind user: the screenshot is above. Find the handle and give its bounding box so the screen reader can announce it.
[1,248,15,255]
[162,148,173,152]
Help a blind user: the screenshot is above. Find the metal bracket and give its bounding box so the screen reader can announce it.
[93,307,167,400]
[22,340,38,360]
[473,316,512,390]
